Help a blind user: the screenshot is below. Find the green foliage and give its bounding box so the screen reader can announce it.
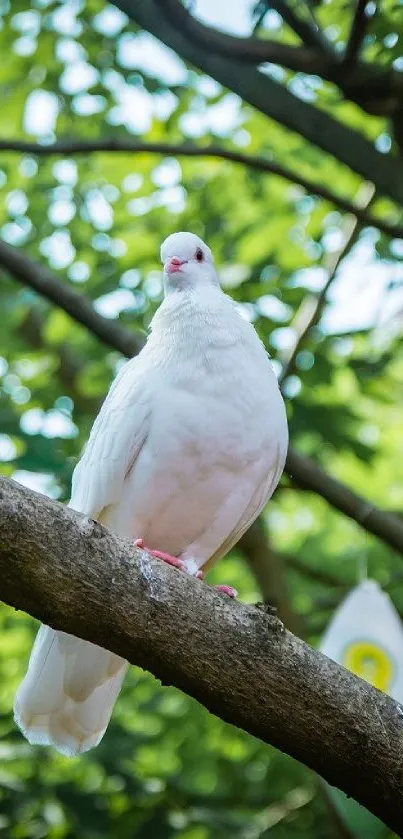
[0,0,402,836]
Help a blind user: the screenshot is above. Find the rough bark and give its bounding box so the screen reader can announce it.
[1,476,403,833]
[111,0,403,206]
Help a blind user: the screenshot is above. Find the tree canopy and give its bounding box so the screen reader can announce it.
[0,1,402,837]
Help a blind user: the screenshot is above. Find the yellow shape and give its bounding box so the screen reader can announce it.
[342,641,393,692]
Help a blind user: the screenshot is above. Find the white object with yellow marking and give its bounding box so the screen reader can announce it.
[320,579,403,699]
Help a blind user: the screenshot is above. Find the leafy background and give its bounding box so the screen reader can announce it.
[0,0,403,836]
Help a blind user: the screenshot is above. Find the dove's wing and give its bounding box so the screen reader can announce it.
[16,354,152,757]
[203,436,287,572]
[69,356,151,520]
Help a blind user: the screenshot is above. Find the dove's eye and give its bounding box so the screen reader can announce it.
[195,248,204,262]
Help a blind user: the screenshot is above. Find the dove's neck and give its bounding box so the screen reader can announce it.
[163,266,220,296]
[148,285,257,363]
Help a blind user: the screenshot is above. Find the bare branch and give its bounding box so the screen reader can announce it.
[239,520,304,635]
[136,2,323,69]
[286,448,403,554]
[279,184,376,383]
[285,553,348,590]
[111,0,403,206]
[148,0,331,69]
[146,0,403,122]
[1,475,403,833]
[268,0,334,54]
[0,237,144,358]
[0,138,401,239]
[18,307,99,414]
[344,0,373,66]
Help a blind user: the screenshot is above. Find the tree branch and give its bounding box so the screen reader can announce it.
[114,0,401,124]
[239,520,304,635]
[344,0,372,66]
[0,237,144,358]
[285,552,348,590]
[125,1,323,71]
[0,138,402,239]
[110,0,403,207]
[279,184,376,384]
[286,448,403,554]
[17,307,99,414]
[152,0,333,67]
[267,0,333,54]
[144,0,403,121]
[1,476,403,833]
[3,235,403,554]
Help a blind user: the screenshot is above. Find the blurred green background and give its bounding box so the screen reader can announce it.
[0,0,403,836]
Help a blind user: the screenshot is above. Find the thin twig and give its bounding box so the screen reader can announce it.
[262,0,334,55]
[279,183,376,384]
[284,554,348,590]
[344,0,373,66]
[0,138,401,239]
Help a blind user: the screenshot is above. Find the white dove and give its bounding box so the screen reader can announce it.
[14,231,288,756]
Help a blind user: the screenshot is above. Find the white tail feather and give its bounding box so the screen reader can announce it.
[14,625,128,756]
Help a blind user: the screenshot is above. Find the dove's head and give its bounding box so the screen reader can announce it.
[161,232,218,294]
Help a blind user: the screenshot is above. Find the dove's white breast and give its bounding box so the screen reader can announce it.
[95,286,288,568]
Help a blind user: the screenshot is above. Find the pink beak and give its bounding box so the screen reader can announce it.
[165,256,186,275]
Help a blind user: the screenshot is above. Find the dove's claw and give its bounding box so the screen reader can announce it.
[135,539,185,570]
[214,585,238,598]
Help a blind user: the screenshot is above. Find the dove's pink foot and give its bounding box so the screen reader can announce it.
[135,540,204,578]
[135,539,184,570]
[214,585,238,598]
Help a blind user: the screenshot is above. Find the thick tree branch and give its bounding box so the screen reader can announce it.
[152,0,332,67]
[286,448,403,553]
[0,238,144,358]
[111,0,403,206]
[17,307,99,414]
[147,0,403,123]
[151,0,403,122]
[3,236,403,554]
[110,0,400,125]
[130,3,323,71]
[0,138,402,238]
[1,476,403,833]
[157,0,331,58]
